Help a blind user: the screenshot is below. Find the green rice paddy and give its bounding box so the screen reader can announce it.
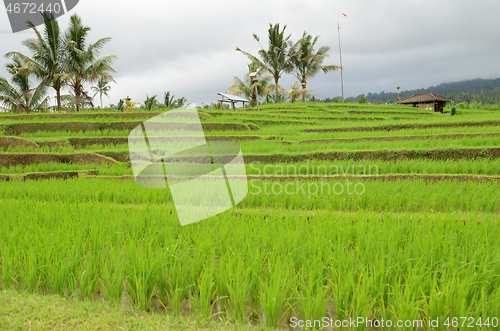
[1,103,499,330]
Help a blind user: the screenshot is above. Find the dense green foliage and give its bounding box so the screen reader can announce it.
[351,77,500,105]
[1,13,115,113]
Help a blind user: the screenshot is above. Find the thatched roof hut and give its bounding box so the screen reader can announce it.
[400,93,451,113]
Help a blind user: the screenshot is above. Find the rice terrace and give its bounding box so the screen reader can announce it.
[1,101,500,330]
[1,2,500,331]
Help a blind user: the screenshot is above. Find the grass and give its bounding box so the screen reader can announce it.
[4,136,500,156]
[237,135,500,154]
[0,177,499,212]
[1,189,499,327]
[0,161,129,175]
[11,122,500,140]
[4,158,500,178]
[0,290,265,330]
[246,159,500,176]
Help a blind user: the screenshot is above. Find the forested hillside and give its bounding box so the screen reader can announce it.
[349,78,500,104]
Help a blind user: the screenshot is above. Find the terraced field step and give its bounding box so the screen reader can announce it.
[0,109,424,123]
[205,112,423,121]
[244,148,500,163]
[0,122,256,135]
[0,170,99,181]
[94,147,500,163]
[0,136,275,151]
[12,173,498,183]
[0,153,115,167]
[64,135,268,148]
[249,174,500,183]
[0,112,165,121]
[305,120,500,132]
[347,110,432,115]
[295,132,500,144]
[0,136,39,151]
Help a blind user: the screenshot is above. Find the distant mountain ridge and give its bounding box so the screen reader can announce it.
[351,78,500,104]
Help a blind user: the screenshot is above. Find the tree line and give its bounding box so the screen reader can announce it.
[113,92,188,112]
[227,23,338,107]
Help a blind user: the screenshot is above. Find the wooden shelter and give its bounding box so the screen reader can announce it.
[218,93,249,111]
[400,92,451,113]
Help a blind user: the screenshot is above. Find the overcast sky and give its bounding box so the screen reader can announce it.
[1,0,499,107]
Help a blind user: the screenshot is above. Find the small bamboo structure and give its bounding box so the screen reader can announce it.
[218,93,249,111]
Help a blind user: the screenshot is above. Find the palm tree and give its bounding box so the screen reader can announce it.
[0,56,49,112]
[287,81,312,103]
[116,99,125,112]
[164,91,175,109]
[60,93,93,110]
[91,77,111,108]
[292,32,340,102]
[227,62,272,107]
[64,14,116,112]
[143,94,158,110]
[124,98,140,111]
[236,23,301,103]
[174,97,187,108]
[5,12,68,112]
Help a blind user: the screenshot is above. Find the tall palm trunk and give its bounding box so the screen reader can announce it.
[74,75,82,112]
[56,88,61,112]
[75,82,81,112]
[274,75,280,103]
[301,81,307,102]
[75,93,80,112]
[252,84,257,107]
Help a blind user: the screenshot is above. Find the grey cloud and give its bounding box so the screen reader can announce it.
[0,0,499,106]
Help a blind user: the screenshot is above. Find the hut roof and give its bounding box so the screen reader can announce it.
[400,93,451,104]
[218,92,249,103]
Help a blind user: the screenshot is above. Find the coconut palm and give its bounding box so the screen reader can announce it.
[175,97,187,108]
[64,14,116,112]
[116,99,125,112]
[164,91,175,108]
[5,12,69,112]
[91,77,111,108]
[60,93,94,111]
[236,24,301,103]
[287,81,312,103]
[0,56,49,112]
[143,94,159,110]
[124,98,140,111]
[292,32,340,102]
[226,62,272,107]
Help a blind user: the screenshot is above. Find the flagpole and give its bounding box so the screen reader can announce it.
[337,13,347,102]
